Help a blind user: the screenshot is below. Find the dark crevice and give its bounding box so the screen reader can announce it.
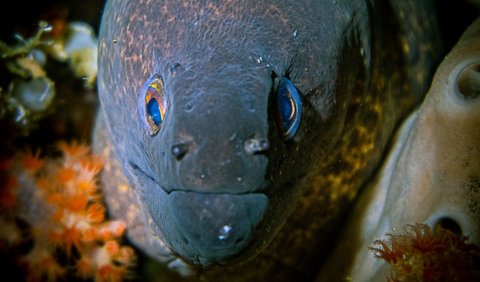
[434,217,462,235]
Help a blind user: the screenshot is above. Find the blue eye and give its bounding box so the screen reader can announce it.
[274,77,302,139]
[144,77,167,136]
[147,98,161,125]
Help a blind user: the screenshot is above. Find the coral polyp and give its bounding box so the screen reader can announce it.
[370,223,480,282]
[0,141,136,281]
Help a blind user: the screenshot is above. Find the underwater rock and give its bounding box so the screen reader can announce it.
[317,17,480,282]
[12,76,55,113]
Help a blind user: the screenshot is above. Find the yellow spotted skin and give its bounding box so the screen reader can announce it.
[94,0,442,280]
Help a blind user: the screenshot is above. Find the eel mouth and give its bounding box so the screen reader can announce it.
[129,161,268,195]
[129,161,269,265]
[162,190,269,265]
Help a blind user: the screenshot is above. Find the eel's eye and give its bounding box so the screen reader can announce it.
[144,77,167,136]
[273,77,302,139]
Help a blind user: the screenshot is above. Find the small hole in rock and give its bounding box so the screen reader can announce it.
[458,63,480,99]
[434,217,462,235]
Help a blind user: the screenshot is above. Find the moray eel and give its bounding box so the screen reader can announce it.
[318,18,480,281]
[94,0,441,280]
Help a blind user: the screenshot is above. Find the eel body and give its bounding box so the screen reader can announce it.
[94,0,441,280]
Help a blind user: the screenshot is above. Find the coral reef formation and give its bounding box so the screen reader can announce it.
[0,6,130,280]
[370,223,480,281]
[0,21,56,135]
[0,142,136,281]
[0,19,97,137]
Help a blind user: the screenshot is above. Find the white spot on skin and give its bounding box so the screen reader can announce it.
[218,225,232,241]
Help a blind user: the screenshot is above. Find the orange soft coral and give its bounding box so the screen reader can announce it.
[0,141,136,281]
[370,223,480,282]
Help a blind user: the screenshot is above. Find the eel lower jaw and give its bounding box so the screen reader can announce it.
[162,190,269,265]
[128,161,270,265]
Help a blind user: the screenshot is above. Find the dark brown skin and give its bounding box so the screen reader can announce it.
[94,0,442,280]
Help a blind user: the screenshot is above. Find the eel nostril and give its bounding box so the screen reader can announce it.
[171,143,189,160]
[244,137,269,155]
[458,63,480,99]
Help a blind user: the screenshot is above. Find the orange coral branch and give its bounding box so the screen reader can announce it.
[0,141,136,281]
[370,223,480,282]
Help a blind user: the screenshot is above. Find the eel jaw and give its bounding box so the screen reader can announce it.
[159,191,268,266]
[130,162,269,265]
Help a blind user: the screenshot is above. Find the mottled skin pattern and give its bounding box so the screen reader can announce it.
[94,0,441,280]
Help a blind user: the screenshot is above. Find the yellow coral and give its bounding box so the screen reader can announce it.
[0,141,136,281]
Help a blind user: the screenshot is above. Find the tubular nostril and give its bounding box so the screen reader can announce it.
[171,143,189,160]
[244,137,269,155]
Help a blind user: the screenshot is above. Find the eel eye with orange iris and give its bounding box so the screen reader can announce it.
[144,77,167,136]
